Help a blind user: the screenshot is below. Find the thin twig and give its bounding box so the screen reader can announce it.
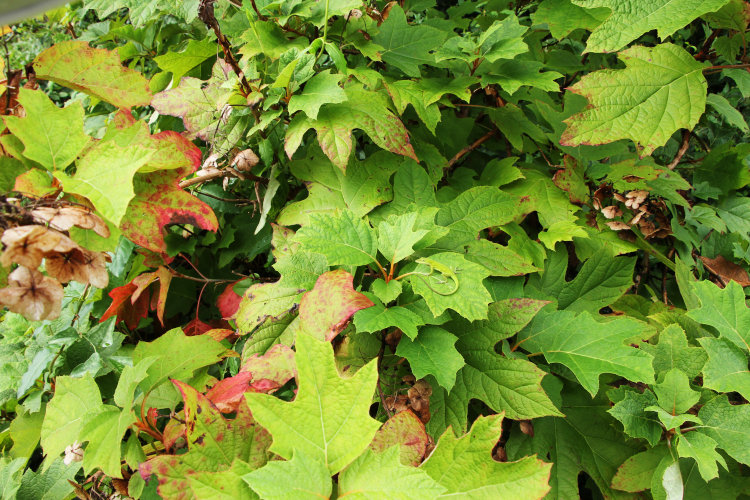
[179,169,269,189]
[377,336,393,418]
[667,130,691,170]
[199,0,252,95]
[446,130,496,170]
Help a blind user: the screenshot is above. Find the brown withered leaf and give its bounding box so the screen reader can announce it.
[0,266,63,320]
[700,255,750,287]
[1,225,77,269]
[601,205,622,219]
[45,247,109,289]
[32,206,110,237]
[231,148,259,172]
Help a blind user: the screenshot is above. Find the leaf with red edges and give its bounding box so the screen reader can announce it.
[241,344,296,391]
[299,270,374,341]
[140,384,271,499]
[120,165,218,255]
[370,410,430,466]
[205,372,254,413]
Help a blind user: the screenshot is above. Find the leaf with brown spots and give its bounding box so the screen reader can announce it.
[34,41,151,109]
[370,410,430,466]
[119,165,218,256]
[140,383,271,500]
[299,269,374,341]
[0,266,63,321]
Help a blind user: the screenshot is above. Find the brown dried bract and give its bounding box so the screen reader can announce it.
[32,206,110,238]
[0,266,63,320]
[1,225,77,269]
[231,148,259,172]
[45,247,108,289]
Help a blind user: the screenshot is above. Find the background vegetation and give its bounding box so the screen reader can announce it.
[0,0,749,498]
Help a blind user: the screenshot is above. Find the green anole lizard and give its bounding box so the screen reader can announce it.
[413,257,460,296]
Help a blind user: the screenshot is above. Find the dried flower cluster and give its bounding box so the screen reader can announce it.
[0,203,110,320]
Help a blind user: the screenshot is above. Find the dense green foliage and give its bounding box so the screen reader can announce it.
[0,0,749,498]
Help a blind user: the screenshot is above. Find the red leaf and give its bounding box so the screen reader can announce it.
[299,270,374,341]
[100,282,149,330]
[217,281,242,319]
[119,134,217,255]
[183,318,214,336]
[205,372,254,413]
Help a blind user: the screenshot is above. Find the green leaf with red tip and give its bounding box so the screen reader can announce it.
[299,270,373,341]
[560,43,707,156]
[422,413,552,498]
[3,88,90,171]
[370,410,430,466]
[245,332,381,475]
[33,41,151,109]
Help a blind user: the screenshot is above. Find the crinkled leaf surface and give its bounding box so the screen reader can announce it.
[608,388,663,446]
[339,447,446,499]
[298,270,373,341]
[696,395,750,466]
[354,301,424,340]
[561,43,707,155]
[3,89,89,171]
[245,332,382,474]
[516,309,655,396]
[34,41,151,108]
[432,299,560,434]
[572,0,733,53]
[371,6,448,77]
[422,414,551,499]
[131,328,231,394]
[295,210,377,266]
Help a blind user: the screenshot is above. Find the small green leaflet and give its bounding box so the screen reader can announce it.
[288,70,347,120]
[561,43,707,156]
[699,337,750,401]
[396,326,465,391]
[608,387,663,446]
[235,282,303,335]
[243,451,331,500]
[153,38,217,83]
[3,89,90,171]
[354,301,424,340]
[245,332,381,474]
[377,212,432,264]
[532,0,609,39]
[516,309,655,396]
